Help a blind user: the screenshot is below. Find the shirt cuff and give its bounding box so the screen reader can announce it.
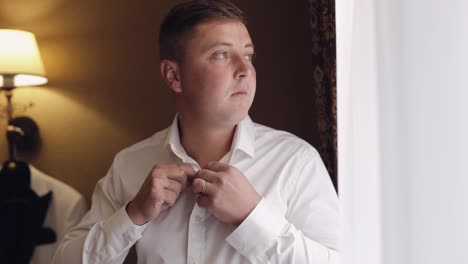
[226,198,288,259]
[102,205,149,247]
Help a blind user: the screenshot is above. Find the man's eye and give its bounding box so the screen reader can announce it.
[214,52,228,59]
[245,53,255,61]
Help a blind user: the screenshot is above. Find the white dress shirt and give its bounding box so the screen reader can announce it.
[54,116,340,264]
[29,165,88,264]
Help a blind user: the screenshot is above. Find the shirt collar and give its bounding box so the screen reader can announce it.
[164,114,256,162]
[229,116,255,159]
[165,114,190,162]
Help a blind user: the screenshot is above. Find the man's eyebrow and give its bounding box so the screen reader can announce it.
[245,43,254,49]
[204,42,255,52]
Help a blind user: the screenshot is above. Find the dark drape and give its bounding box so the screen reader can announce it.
[306,0,338,191]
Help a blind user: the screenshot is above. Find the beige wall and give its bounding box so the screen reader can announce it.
[0,0,319,210]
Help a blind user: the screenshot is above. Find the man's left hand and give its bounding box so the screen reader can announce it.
[191,161,261,225]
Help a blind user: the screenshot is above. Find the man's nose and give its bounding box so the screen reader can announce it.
[234,56,252,79]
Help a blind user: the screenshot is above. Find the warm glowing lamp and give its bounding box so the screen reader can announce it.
[0,29,47,121]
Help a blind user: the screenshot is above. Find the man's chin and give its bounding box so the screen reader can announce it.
[216,111,249,127]
[227,112,249,125]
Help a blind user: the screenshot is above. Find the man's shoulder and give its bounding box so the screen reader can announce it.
[252,122,319,157]
[114,127,170,161]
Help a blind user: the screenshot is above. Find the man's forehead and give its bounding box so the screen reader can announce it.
[191,19,253,47]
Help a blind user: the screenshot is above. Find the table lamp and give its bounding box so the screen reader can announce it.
[0,29,47,122]
[0,29,46,158]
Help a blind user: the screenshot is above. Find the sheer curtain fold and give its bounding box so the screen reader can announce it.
[336,0,468,263]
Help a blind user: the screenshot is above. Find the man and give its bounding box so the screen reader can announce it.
[54,0,339,263]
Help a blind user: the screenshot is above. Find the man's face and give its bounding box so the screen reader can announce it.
[176,19,256,128]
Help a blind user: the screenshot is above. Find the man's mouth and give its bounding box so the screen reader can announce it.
[231,90,248,96]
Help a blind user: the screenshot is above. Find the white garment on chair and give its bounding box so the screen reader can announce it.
[28,165,88,264]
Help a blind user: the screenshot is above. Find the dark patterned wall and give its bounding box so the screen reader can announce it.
[306,0,338,191]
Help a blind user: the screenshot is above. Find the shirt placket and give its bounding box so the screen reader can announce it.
[187,204,206,264]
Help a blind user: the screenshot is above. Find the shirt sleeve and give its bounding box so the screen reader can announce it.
[226,148,340,264]
[63,193,88,235]
[53,156,148,264]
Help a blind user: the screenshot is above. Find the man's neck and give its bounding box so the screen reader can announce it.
[178,117,236,168]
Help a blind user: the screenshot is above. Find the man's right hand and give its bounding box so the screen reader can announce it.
[126,164,196,225]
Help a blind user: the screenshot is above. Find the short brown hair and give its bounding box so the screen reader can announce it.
[159,0,247,62]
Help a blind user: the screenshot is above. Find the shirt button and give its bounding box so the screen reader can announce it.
[195,215,202,222]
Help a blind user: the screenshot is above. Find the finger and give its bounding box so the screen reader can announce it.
[154,198,165,207]
[179,163,197,176]
[165,179,183,194]
[151,183,167,204]
[163,189,178,206]
[167,164,197,185]
[203,161,230,172]
[195,168,218,182]
[196,195,211,208]
[161,204,170,211]
[192,178,215,196]
[181,164,198,186]
[149,164,184,184]
[149,176,170,189]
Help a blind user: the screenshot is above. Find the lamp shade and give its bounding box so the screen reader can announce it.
[0,29,47,88]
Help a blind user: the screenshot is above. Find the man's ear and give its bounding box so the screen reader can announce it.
[160,59,182,93]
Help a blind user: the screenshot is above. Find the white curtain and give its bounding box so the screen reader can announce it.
[336,1,468,264]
